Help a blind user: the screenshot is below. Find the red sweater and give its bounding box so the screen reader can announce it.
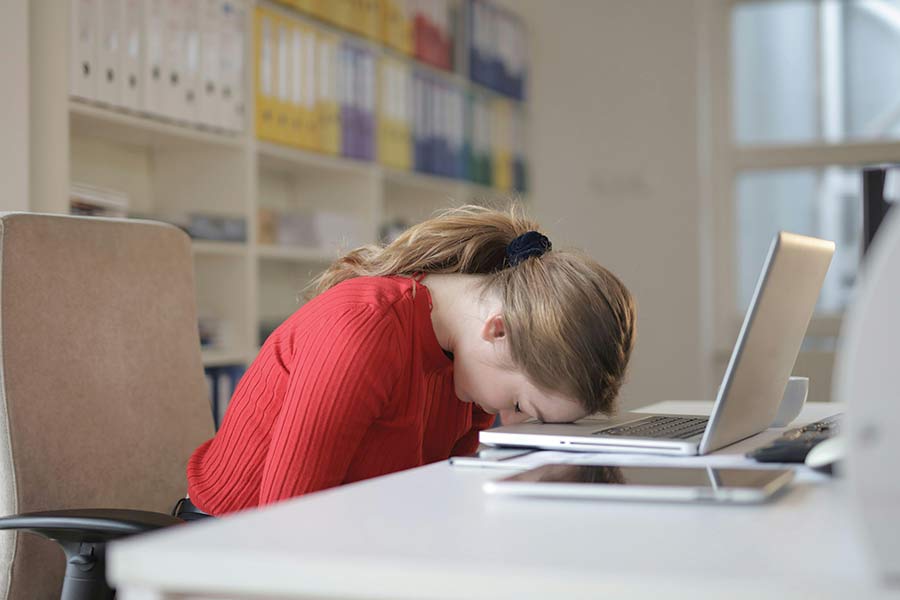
[187,276,494,515]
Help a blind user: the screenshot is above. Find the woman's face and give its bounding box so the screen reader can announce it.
[452,315,587,424]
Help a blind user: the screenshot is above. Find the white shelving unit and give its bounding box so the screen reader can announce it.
[69,100,245,150]
[192,241,250,258]
[30,0,528,369]
[255,244,337,262]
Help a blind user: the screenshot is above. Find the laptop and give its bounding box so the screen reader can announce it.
[479,231,835,456]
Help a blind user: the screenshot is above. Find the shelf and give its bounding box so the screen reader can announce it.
[256,140,514,199]
[468,182,524,201]
[382,167,523,203]
[382,167,469,197]
[256,141,378,177]
[69,100,246,151]
[256,244,338,263]
[201,348,253,367]
[192,240,249,257]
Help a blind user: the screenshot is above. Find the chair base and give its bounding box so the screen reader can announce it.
[59,540,112,600]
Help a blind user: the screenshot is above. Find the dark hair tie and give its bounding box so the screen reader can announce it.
[506,231,552,267]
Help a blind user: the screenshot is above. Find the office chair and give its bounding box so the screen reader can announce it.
[0,214,216,599]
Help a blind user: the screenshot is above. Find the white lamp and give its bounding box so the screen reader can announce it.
[835,206,900,586]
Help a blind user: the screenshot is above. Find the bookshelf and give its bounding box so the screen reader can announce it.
[193,240,250,257]
[30,0,529,372]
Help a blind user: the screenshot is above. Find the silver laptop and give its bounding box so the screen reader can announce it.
[479,231,835,456]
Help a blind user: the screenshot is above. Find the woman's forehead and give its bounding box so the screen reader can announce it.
[523,381,585,423]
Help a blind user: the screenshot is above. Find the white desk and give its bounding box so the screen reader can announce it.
[109,402,897,600]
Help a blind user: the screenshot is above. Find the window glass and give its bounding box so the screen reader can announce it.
[735,168,861,314]
[732,1,818,145]
[845,1,900,139]
[733,0,900,144]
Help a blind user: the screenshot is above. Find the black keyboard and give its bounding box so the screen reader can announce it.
[748,413,843,463]
[597,415,709,440]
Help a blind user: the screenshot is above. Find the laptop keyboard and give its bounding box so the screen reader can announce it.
[596,416,709,440]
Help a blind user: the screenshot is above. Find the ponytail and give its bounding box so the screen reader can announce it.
[311,205,539,295]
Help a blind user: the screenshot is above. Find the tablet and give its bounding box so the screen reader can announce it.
[482,463,794,504]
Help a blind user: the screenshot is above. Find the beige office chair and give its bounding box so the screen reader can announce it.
[0,213,215,599]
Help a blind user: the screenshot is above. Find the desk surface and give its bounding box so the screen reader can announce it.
[110,402,896,600]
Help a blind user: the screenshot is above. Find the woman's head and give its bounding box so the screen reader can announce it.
[484,244,636,418]
[313,204,637,419]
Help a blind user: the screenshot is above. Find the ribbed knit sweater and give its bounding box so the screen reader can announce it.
[186,275,494,515]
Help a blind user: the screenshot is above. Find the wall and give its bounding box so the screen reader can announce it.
[29,0,70,213]
[0,0,29,212]
[512,0,707,409]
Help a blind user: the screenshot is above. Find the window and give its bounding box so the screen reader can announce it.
[723,0,900,317]
[701,0,900,400]
[733,0,900,145]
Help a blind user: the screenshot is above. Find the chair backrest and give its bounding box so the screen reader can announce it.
[0,214,215,599]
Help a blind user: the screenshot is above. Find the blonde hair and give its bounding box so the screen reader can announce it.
[312,205,636,415]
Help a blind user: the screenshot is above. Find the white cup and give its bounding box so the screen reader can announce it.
[771,376,809,428]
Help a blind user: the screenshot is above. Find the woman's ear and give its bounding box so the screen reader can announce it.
[481,314,506,342]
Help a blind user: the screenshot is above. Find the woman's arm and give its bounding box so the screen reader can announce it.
[449,407,497,456]
[258,305,401,504]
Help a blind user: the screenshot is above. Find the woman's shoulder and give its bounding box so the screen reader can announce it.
[283,277,418,332]
[320,276,417,311]
[271,276,417,354]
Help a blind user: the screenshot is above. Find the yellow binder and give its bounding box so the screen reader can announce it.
[376,58,412,170]
[287,16,305,148]
[254,7,279,143]
[379,0,392,48]
[275,0,311,13]
[289,0,313,14]
[380,0,412,55]
[311,0,337,26]
[361,0,380,40]
[346,0,363,35]
[331,0,353,31]
[491,99,512,191]
[300,22,320,151]
[273,11,293,146]
[400,0,413,55]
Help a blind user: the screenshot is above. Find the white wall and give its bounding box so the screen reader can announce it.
[0,0,69,214]
[513,0,707,409]
[29,0,70,213]
[0,0,29,211]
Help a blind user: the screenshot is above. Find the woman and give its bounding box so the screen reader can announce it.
[184,205,636,516]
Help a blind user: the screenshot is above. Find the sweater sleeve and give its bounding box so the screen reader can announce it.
[449,408,496,456]
[258,304,401,504]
